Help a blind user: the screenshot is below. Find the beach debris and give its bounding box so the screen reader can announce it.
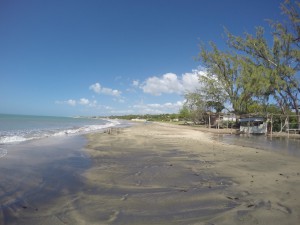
[21,205,38,211]
[121,194,129,201]
[278,173,290,178]
[276,202,292,214]
[134,171,142,176]
[226,196,239,201]
[108,210,120,222]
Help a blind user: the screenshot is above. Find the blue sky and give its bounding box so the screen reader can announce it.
[0,0,283,116]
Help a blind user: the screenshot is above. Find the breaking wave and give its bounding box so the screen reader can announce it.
[0,120,120,145]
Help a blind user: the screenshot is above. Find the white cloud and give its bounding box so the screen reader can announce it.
[141,73,181,96]
[141,70,203,96]
[89,83,101,93]
[55,99,76,106]
[102,87,121,96]
[79,98,89,105]
[89,100,98,107]
[182,69,206,92]
[56,98,98,107]
[132,101,184,114]
[89,82,121,97]
[67,99,76,106]
[132,80,139,86]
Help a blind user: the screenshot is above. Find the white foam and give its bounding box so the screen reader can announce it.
[0,135,30,144]
[0,147,8,158]
[0,120,121,144]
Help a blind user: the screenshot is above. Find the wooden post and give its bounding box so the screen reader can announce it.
[287,115,290,138]
[208,113,211,129]
[270,114,273,138]
[230,114,233,134]
[248,114,250,135]
[226,114,228,129]
[218,113,220,132]
[280,115,283,133]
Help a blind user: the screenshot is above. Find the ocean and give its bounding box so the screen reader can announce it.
[0,114,121,156]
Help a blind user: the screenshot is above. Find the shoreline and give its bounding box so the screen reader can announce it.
[0,135,90,225]
[1,122,300,224]
[178,123,300,138]
[174,123,300,158]
[83,122,300,224]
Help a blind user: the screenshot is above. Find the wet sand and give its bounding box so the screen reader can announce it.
[1,122,300,224]
[83,122,300,224]
[0,136,90,225]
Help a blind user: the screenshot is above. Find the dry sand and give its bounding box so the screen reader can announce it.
[1,122,300,224]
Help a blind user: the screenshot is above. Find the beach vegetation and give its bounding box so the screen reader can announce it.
[109,113,180,122]
[178,105,191,121]
[186,0,300,128]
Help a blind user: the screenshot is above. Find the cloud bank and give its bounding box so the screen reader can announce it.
[89,82,121,97]
[140,70,204,96]
[55,68,206,115]
[55,98,97,107]
[132,101,184,114]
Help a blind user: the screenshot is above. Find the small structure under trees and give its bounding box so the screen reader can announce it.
[193,0,300,130]
[239,116,267,134]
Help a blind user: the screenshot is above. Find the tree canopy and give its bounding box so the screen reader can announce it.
[184,0,300,127]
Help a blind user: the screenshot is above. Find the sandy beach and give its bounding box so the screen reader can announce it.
[1,122,300,224]
[83,122,300,224]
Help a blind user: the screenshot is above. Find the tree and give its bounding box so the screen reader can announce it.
[226,0,300,127]
[183,92,207,123]
[199,43,257,114]
[198,70,227,112]
[178,105,191,121]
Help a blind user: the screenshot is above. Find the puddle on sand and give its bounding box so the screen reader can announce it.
[213,134,300,157]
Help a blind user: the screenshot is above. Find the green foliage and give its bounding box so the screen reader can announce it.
[226,1,300,119]
[193,0,300,128]
[183,92,207,122]
[199,43,256,114]
[266,104,283,114]
[109,114,180,122]
[206,101,225,113]
[178,105,191,120]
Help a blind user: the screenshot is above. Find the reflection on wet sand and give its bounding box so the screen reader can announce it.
[1,123,300,225]
[215,133,300,157]
[0,136,89,225]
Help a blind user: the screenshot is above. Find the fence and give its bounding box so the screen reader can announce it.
[268,114,300,136]
[200,113,300,136]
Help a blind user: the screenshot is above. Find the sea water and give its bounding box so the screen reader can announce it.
[0,114,120,144]
[0,114,121,157]
[0,114,128,222]
[214,134,300,157]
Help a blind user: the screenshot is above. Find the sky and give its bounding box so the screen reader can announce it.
[0,0,284,116]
